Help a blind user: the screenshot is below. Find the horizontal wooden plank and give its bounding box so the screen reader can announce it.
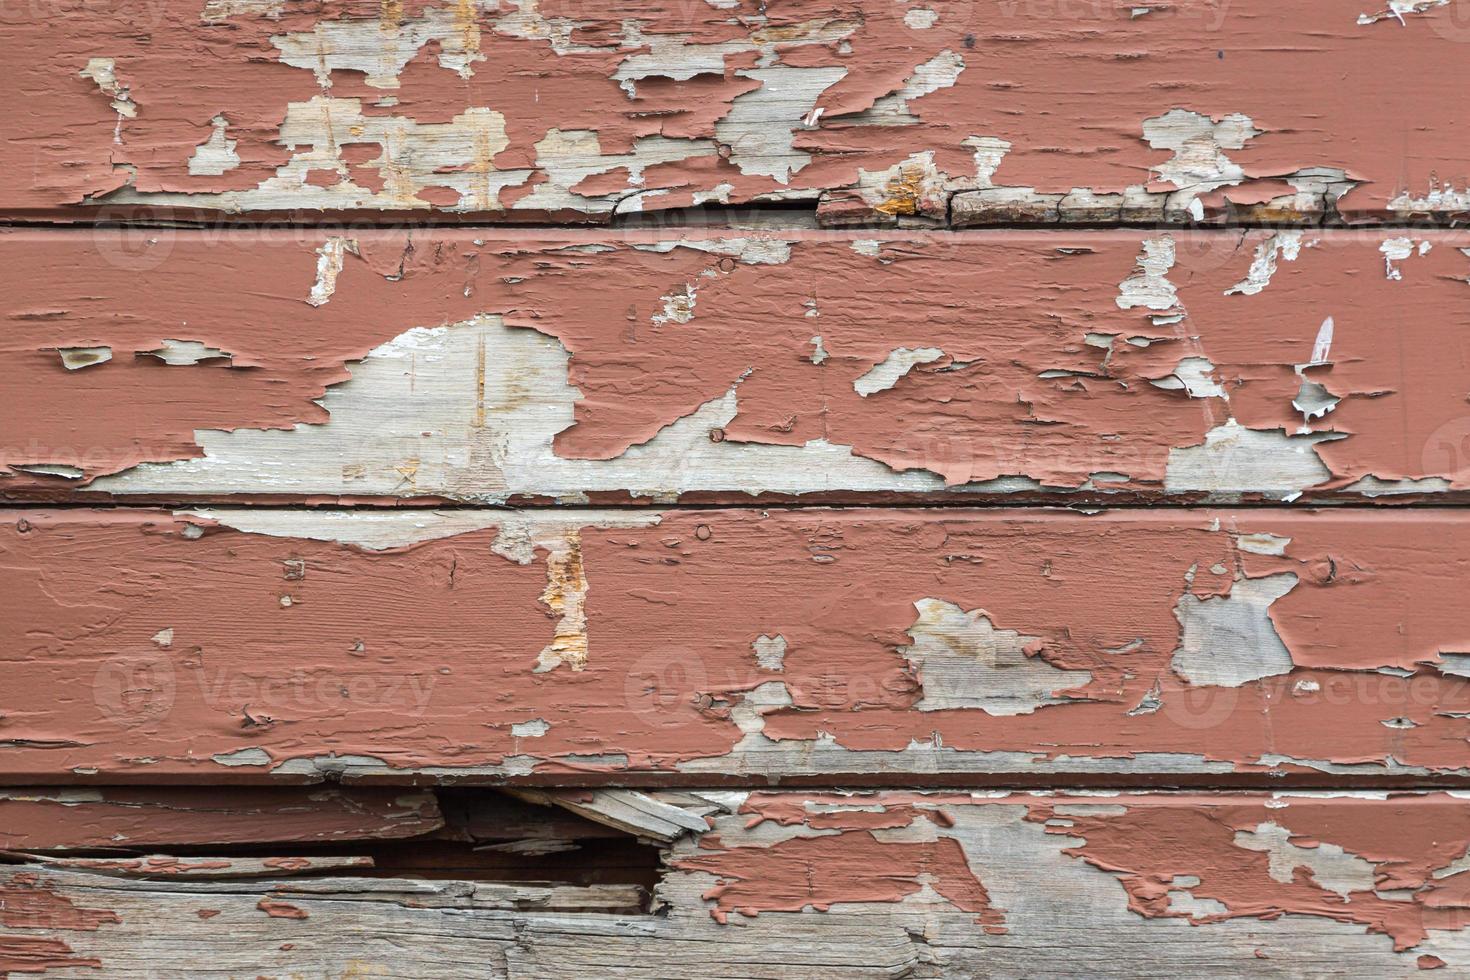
[6,791,1470,975]
[6,506,1470,783]
[2,1,1468,224]
[0,786,442,850]
[4,228,1470,503]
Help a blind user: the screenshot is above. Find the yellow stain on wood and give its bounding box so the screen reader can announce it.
[535,529,589,672]
[379,0,403,32]
[455,0,481,62]
[874,164,926,216]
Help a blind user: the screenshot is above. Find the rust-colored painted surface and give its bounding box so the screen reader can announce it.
[5,506,1470,782]
[4,791,1470,974]
[4,228,1469,502]
[678,791,1470,955]
[4,4,1468,974]
[0,787,442,849]
[2,2,1468,223]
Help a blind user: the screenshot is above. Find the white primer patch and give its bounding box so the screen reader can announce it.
[92,314,951,500]
[853,347,945,396]
[1116,237,1179,313]
[188,115,241,176]
[79,57,136,142]
[752,635,787,671]
[57,347,112,370]
[1143,109,1259,194]
[1165,421,1334,497]
[715,66,848,182]
[1170,574,1299,687]
[1225,232,1303,296]
[1379,236,1431,280]
[904,7,939,28]
[1233,822,1376,896]
[309,237,359,307]
[141,340,232,366]
[651,283,697,326]
[900,598,1092,715]
[1150,357,1226,399]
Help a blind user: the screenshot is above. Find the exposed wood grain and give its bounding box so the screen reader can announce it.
[0,853,377,879]
[0,787,442,850]
[6,4,1462,975]
[5,792,1470,976]
[3,1,1468,224]
[6,506,1470,784]
[509,790,714,843]
[4,228,1469,503]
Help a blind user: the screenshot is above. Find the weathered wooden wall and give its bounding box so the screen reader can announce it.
[6,789,1470,976]
[4,228,1470,504]
[3,1,1469,976]
[7,507,1470,783]
[4,1,1470,224]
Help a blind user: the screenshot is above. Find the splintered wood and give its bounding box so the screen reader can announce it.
[2,1,1468,976]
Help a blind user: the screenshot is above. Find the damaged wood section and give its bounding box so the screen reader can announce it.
[6,789,1470,975]
[5,228,1470,503]
[9,506,1470,783]
[0,786,443,850]
[3,1,1469,224]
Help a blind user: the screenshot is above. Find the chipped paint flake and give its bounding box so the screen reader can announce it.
[752,634,787,672]
[853,347,945,397]
[1234,821,1376,896]
[1380,237,1432,279]
[141,340,232,366]
[187,115,241,176]
[308,237,359,307]
[900,598,1091,715]
[1116,237,1179,313]
[1171,574,1299,687]
[1225,232,1304,296]
[716,67,847,182]
[533,529,589,673]
[1165,421,1333,497]
[57,347,112,371]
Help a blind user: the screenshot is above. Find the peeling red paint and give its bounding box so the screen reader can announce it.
[678,831,1005,930]
[3,229,1470,499]
[4,508,1470,780]
[1,3,1466,221]
[0,788,442,849]
[0,935,102,975]
[1022,795,1470,951]
[256,898,309,920]
[0,874,119,931]
[678,791,1470,964]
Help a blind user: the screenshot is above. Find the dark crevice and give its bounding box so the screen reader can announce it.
[0,204,1466,234]
[0,788,662,906]
[6,498,1470,512]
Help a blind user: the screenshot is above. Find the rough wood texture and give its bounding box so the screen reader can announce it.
[4,791,1470,976]
[3,2,1468,224]
[6,506,1470,784]
[0,787,442,849]
[5,228,1469,503]
[509,790,716,843]
[5,4,1466,974]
